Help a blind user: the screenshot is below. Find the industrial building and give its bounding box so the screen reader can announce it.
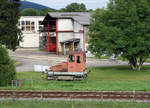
[19,12,92,55]
[41,12,92,54]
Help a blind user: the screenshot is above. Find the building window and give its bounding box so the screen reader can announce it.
[39,21,42,25]
[31,21,34,25]
[31,21,35,31]
[31,26,35,31]
[39,21,43,30]
[21,21,25,25]
[20,20,35,31]
[26,26,30,31]
[26,21,30,25]
[77,56,81,63]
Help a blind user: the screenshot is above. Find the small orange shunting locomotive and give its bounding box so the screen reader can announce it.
[47,50,89,80]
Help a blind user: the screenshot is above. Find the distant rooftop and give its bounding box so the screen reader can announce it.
[47,12,92,25]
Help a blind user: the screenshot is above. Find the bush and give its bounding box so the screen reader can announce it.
[0,45,16,86]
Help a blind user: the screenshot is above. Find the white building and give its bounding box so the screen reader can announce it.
[19,16,45,47]
[42,12,91,54]
[18,13,92,55]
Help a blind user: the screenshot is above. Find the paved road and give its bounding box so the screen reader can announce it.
[9,48,128,72]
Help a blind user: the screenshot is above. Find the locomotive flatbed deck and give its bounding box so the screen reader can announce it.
[47,70,89,80]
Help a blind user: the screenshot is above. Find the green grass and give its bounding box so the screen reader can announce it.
[1,66,150,91]
[0,100,150,108]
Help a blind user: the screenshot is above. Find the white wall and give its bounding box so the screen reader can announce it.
[74,33,83,50]
[74,21,83,32]
[74,21,84,50]
[58,19,73,31]
[20,33,39,47]
[19,16,44,47]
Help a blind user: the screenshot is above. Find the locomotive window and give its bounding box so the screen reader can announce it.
[69,55,75,62]
[77,56,81,63]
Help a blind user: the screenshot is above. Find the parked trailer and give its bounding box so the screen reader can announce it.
[47,50,90,80]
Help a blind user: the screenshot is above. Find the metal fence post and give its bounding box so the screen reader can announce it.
[11,80,15,102]
[133,90,135,101]
[41,92,43,101]
[101,91,103,103]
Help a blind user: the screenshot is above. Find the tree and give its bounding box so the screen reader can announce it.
[39,8,54,16]
[87,9,93,12]
[59,2,87,12]
[21,8,56,16]
[88,0,150,71]
[59,8,67,12]
[21,8,39,16]
[0,45,16,86]
[0,0,22,51]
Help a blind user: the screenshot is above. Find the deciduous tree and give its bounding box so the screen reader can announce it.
[21,8,39,16]
[89,0,150,71]
[59,2,87,12]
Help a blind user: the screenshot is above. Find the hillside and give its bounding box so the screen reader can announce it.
[20,1,55,11]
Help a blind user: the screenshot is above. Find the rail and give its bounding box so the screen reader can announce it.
[0,91,150,101]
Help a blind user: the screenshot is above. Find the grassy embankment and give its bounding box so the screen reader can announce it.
[0,100,150,108]
[0,66,150,91]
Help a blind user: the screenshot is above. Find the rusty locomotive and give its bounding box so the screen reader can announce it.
[47,50,89,80]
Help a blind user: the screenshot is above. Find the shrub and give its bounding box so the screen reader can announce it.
[0,45,16,86]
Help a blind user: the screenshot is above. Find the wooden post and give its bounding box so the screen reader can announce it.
[64,43,66,55]
[73,42,74,51]
[101,91,103,103]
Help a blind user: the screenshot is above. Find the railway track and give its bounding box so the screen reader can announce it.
[0,91,150,101]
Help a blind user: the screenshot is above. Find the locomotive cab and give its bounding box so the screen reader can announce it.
[67,51,86,72]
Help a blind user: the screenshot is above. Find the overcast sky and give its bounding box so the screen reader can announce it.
[25,0,109,10]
